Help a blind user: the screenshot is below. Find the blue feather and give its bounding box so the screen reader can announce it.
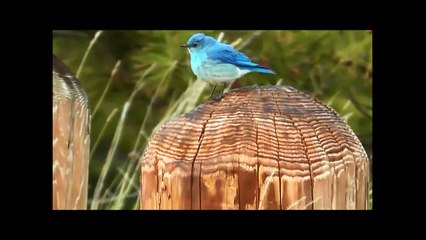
[207,43,275,74]
[243,66,275,74]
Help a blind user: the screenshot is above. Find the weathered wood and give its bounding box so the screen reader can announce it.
[140,86,370,210]
[52,54,90,210]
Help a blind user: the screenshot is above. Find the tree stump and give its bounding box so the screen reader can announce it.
[52,54,90,209]
[140,86,370,210]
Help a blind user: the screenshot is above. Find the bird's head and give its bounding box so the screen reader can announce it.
[181,33,216,53]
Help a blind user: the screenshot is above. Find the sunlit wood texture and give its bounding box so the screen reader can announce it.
[141,86,370,210]
[52,54,90,209]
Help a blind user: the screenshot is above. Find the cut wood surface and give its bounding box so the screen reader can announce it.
[53,54,90,210]
[140,85,370,210]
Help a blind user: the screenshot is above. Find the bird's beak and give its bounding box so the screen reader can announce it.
[180,44,188,48]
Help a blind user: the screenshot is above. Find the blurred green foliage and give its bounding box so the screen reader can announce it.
[53,30,372,209]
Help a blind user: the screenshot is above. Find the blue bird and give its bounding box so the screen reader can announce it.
[181,33,275,97]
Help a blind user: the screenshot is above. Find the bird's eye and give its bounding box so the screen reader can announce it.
[193,43,198,47]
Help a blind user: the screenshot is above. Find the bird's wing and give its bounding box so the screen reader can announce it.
[206,44,260,68]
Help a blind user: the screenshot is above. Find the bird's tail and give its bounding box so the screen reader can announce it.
[250,66,275,74]
[238,62,275,74]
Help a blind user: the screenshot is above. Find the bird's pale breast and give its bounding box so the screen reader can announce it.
[191,53,249,85]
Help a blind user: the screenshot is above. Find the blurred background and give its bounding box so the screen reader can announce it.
[53,30,372,209]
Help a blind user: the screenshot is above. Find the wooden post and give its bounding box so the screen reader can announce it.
[52,54,90,209]
[140,86,370,210]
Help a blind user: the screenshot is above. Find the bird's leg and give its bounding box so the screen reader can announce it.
[209,84,217,98]
[220,84,226,95]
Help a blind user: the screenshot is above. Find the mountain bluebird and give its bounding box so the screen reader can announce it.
[181,33,275,97]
